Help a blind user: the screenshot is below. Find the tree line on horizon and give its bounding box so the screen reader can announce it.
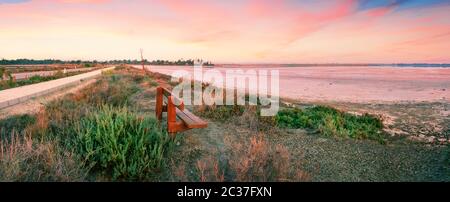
[3,59,449,67]
[0,59,214,66]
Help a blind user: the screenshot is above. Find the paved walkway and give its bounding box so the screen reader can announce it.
[12,67,97,80]
[0,66,115,109]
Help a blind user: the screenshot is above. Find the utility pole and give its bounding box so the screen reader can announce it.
[140,48,147,72]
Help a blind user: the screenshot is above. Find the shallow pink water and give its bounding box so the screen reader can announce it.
[136,65,450,103]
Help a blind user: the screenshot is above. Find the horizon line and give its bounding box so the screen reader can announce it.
[2,58,450,66]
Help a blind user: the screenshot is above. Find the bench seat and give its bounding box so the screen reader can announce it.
[176,108,208,129]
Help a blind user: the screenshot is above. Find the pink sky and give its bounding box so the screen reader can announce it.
[0,0,449,63]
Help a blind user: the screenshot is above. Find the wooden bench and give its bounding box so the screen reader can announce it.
[155,86,207,136]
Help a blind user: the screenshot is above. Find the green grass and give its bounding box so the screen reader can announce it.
[74,105,175,180]
[276,106,385,143]
[84,63,94,68]
[195,100,384,140]
[0,114,36,134]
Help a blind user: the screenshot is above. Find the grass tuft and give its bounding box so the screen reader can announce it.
[74,105,175,181]
[276,106,385,143]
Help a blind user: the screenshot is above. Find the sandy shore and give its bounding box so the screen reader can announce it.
[136,65,450,103]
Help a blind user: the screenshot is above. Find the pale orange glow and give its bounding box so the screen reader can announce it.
[0,0,449,63]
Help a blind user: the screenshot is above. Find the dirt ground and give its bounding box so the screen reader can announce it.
[130,70,449,181]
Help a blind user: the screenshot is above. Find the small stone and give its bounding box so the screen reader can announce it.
[176,141,181,146]
[418,134,425,139]
[287,128,305,134]
[317,138,328,143]
[426,136,435,143]
[438,138,447,142]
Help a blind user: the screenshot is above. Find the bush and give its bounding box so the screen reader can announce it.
[114,65,127,71]
[0,67,11,80]
[131,74,145,83]
[0,114,36,137]
[0,67,5,79]
[276,106,385,143]
[54,70,64,78]
[80,74,139,107]
[196,105,245,122]
[74,105,175,180]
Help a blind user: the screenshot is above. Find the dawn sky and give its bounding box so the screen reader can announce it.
[1,0,449,63]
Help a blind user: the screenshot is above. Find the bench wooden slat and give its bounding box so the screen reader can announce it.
[175,108,197,127]
[161,87,184,108]
[181,109,208,127]
[175,108,208,129]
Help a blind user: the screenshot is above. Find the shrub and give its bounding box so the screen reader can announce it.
[0,67,11,80]
[74,105,175,180]
[196,105,245,122]
[142,76,158,87]
[0,114,36,137]
[54,70,64,78]
[0,67,5,80]
[114,65,127,71]
[276,106,385,143]
[131,74,145,83]
[79,74,140,107]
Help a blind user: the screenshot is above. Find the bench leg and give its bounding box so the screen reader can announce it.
[167,95,190,137]
[156,87,163,121]
[167,95,178,136]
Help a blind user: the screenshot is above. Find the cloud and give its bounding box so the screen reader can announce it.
[56,0,110,3]
[395,31,450,46]
[357,0,450,11]
[0,0,31,4]
[0,0,449,63]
